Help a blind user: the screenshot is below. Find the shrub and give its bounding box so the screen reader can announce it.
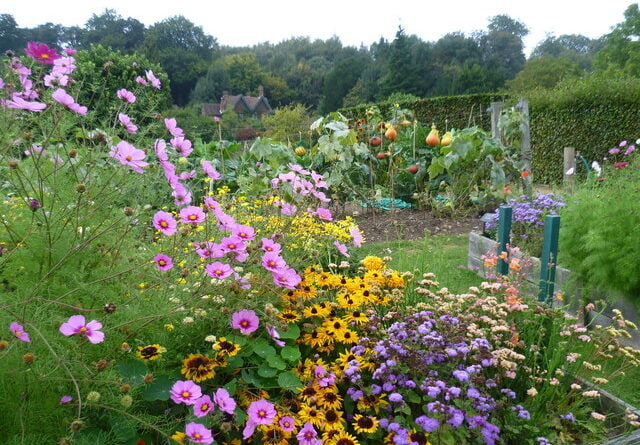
[561,146,640,302]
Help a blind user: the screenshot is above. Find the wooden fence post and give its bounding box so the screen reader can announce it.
[489,102,503,140]
[497,206,512,275]
[539,215,561,302]
[563,146,576,190]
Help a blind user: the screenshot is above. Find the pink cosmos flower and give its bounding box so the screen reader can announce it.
[350,226,364,247]
[25,41,60,64]
[280,202,297,216]
[146,70,161,89]
[620,140,628,147]
[334,241,350,257]
[261,238,282,254]
[170,136,193,157]
[52,88,87,115]
[266,324,285,347]
[195,241,224,259]
[44,72,70,88]
[231,309,260,335]
[297,422,321,445]
[153,254,173,271]
[171,182,192,206]
[155,139,169,162]
[118,113,138,134]
[247,399,276,425]
[201,160,221,179]
[52,57,76,75]
[64,48,77,55]
[185,422,213,444]
[213,388,237,414]
[116,88,136,103]
[193,395,214,417]
[60,395,73,404]
[0,77,4,89]
[135,76,147,85]
[164,118,184,137]
[262,252,287,272]
[153,211,177,236]
[205,262,233,279]
[231,224,255,241]
[178,170,197,181]
[170,380,202,405]
[220,236,246,254]
[311,171,328,189]
[10,322,31,342]
[625,145,636,156]
[273,267,302,289]
[59,315,105,344]
[609,148,620,154]
[279,415,296,432]
[109,141,148,173]
[310,207,332,221]
[179,206,206,224]
[2,94,47,112]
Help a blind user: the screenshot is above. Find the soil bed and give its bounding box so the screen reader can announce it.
[352,207,482,244]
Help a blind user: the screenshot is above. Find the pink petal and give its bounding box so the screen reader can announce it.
[85,320,103,331]
[67,315,86,328]
[59,323,77,336]
[86,330,105,344]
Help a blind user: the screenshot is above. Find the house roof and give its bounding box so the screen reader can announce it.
[201,103,221,116]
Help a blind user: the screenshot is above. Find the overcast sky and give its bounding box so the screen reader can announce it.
[3,1,634,54]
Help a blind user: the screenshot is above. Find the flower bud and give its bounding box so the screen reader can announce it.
[95,360,109,371]
[120,384,131,393]
[75,183,86,193]
[23,353,35,365]
[120,395,133,408]
[8,160,19,169]
[0,340,8,350]
[68,149,78,158]
[86,391,101,403]
[143,373,154,384]
[123,207,135,216]
[104,303,117,314]
[70,420,84,432]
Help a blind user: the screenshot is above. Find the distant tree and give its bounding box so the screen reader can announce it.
[532,34,600,70]
[478,15,529,89]
[142,16,218,105]
[319,52,370,113]
[594,3,640,75]
[190,64,231,103]
[27,23,65,48]
[83,9,145,52]
[220,53,264,94]
[380,27,422,97]
[262,104,315,144]
[506,56,582,92]
[0,14,24,53]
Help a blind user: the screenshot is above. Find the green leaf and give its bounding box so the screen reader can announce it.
[405,390,422,404]
[281,345,301,363]
[266,355,287,370]
[252,339,277,359]
[242,369,269,389]
[141,375,172,401]
[224,379,237,396]
[258,366,278,378]
[277,371,303,390]
[227,356,244,369]
[278,324,300,340]
[118,359,148,385]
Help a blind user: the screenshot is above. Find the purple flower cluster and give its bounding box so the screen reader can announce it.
[486,193,565,231]
[345,310,529,445]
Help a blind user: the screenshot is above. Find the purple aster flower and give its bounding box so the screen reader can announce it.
[415,415,440,432]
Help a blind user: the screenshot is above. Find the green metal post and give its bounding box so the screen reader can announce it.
[497,206,512,275]
[538,215,561,302]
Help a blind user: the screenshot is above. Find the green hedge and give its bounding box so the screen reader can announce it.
[528,76,640,184]
[340,93,508,132]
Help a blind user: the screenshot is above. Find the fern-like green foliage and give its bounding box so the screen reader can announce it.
[560,162,640,301]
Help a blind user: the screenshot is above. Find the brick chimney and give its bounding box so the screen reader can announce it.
[258,85,264,97]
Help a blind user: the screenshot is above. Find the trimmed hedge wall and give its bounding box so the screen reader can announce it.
[340,93,508,132]
[342,77,640,184]
[527,76,640,184]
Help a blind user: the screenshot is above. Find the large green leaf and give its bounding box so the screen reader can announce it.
[277,371,303,390]
[141,375,172,401]
[280,345,301,363]
[118,359,148,385]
